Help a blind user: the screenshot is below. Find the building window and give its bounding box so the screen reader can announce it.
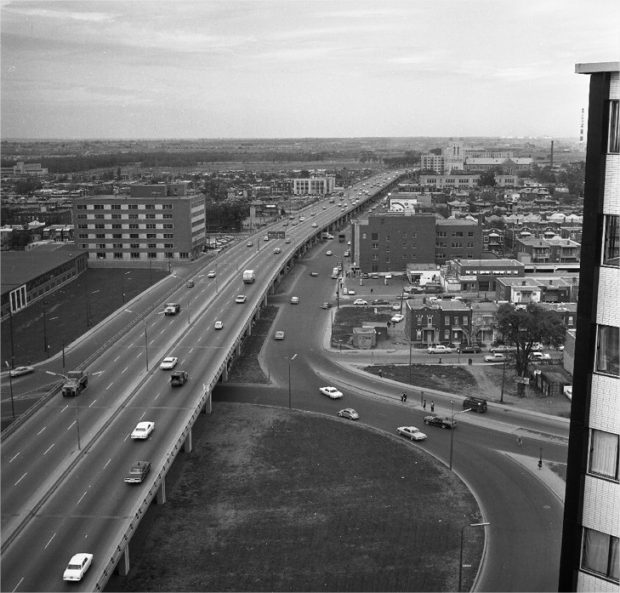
[596,324,619,376]
[581,528,619,582]
[603,215,619,267]
[588,429,619,481]
[607,100,619,153]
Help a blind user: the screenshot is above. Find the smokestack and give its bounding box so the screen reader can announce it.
[550,140,554,168]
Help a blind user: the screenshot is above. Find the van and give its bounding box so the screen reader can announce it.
[463,397,487,413]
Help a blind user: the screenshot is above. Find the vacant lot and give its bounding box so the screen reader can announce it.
[106,404,483,592]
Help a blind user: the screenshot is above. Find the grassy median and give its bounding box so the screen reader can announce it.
[108,404,483,592]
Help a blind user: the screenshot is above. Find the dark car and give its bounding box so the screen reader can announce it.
[423,415,456,429]
[458,344,482,354]
[371,299,389,305]
[170,370,188,386]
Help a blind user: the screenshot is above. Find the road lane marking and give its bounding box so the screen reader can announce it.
[11,576,24,591]
[9,452,20,463]
[106,383,114,390]
[14,472,27,486]
[60,405,68,413]
[103,458,112,469]
[67,421,76,431]
[113,356,120,363]
[77,491,87,505]
[89,400,96,408]
[36,426,47,436]
[44,533,56,549]
[121,367,128,374]
[43,443,55,455]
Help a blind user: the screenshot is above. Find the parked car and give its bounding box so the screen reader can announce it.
[131,421,155,440]
[391,314,404,323]
[207,270,216,278]
[530,351,551,361]
[273,247,281,254]
[274,331,285,340]
[325,250,333,256]
[423,415,456,429]
[489,344,517,353]
[371,299,389,305]
[321,302,332,309]
[427,345,456,354]
[396,426,428,441]
[186,280,194,288]
[63,553,93,582]
[463,397,487,413]
[337,408,359,420]
[353,298,368,306]
[484,353,507,363]
[457,344,482,354]
[319,386,343,399]
[9,366,34,378]
[290,296,300,304]
[310,271,319,277]
[159,356,178,370]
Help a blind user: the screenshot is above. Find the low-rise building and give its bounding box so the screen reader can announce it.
[404,298,473,347]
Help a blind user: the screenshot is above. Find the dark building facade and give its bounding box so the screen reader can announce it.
[352,213,481,273]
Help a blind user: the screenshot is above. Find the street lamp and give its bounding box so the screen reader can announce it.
[458,522,490,591]
[5,361,16,419]
[144,322,150,371]
[450,402,472,470]
[288,354,297,409]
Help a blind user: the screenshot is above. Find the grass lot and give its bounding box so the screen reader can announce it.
[106,404,483,592]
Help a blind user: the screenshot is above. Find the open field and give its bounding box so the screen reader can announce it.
[106,404,483,592]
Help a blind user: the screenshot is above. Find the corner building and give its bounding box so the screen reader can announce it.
[559,62,620,592]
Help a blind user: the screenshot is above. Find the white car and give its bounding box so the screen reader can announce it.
[337,408,359,420]
[207,271,216,278]
[353,299,368,306]
[325,250,333,256]
[290,296,300,304]
[391,304,401,311]
[484,353,507,363]
[396,426,428,441]
[131,421,155,440]
[159,356,178,370]
[274,330,285,340]
[63,553,93,582]
[391,314,404,323]
[9,366,34,378]
[531,351,551,361]
[320,386,343,399]
[214,321,224,330]
[312,222,318,228]
[273,247,281,254]
[235,295,247,303]
[427,345,456,354]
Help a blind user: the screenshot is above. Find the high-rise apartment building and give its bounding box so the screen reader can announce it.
[72,184,206,263]
[559,62,619,592]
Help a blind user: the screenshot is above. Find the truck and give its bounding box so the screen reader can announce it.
[338,233,346,243]
[61,370,88,397]
[170,370,188,386]
[164,302,181,316]
[331,267,341,279]
[242,269,256,284]
[124,461,151,484]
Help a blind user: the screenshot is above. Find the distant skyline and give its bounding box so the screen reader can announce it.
[1,0,619,140]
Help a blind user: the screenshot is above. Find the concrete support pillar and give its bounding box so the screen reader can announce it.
[183,429,193,453]
[156,479,166,505]
[247,323,252,336]
[222,365,228,382]
[236,343,242,356]
[116,544,130,576]
[202,391,212,414]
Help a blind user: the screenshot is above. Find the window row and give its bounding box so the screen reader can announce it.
[77,203,175,210]
[581,527,618,582]
[596,324,619,377]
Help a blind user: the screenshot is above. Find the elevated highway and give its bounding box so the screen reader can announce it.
[0,171,405,591]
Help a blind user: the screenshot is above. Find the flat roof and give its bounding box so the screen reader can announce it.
[575,62,620,74]
[1,247,86,293]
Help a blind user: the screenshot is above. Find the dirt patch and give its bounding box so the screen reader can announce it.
[106,404,483,592]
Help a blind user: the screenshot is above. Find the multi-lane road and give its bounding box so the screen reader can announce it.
[1,173,401,591]
[1,171,567,592]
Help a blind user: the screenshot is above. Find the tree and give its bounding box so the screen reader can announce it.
[495,303,565,382]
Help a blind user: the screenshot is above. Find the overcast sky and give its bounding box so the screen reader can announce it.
[1,0,618,140]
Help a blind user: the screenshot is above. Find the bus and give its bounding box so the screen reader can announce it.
[338,233,346,243]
